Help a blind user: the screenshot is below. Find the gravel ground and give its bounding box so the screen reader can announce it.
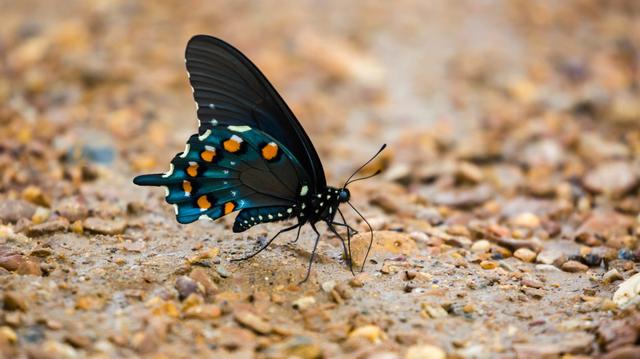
[1,1,640,358]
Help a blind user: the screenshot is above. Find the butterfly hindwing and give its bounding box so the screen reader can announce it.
[185,35,326,195]
[133,125,308,227]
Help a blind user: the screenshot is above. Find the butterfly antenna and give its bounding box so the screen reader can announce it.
[345,169,382,186]
[347,201,374,272]
[343,144,387,188]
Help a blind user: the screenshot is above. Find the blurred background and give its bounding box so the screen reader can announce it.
[2,0,638,185]
[2,1,640,357]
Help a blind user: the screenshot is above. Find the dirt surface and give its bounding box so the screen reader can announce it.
[2,1,640,358]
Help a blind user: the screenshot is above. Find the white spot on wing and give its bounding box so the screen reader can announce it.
[268,214,273,219]
[210,119,218,126]
[198,214,211,221]
[230,134,244,143]
[287,208,293,213]
[198,129,212,141]
[179,144,190,158]
[227,125,251,132]
[173,204,179,214]
[300,185,309,196]
[209,103,216,109]
[162,163,174,178]
[163,187,170,196]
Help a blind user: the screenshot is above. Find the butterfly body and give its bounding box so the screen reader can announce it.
[134,35,376,282]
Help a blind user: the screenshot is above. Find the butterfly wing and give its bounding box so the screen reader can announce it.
[133,125,308,232]
[185,35,326,194]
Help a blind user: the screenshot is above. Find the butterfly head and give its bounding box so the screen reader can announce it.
[338,188,351,203]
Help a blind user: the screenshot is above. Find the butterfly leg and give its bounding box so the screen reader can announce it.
[327,224,355,275]
[230,222,302,262]
[287,224,303,244]
[330,222,358,236]
[299,223,321,284]
[337,208,357,272]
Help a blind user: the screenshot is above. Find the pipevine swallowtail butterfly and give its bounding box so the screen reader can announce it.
[133,35,385,282]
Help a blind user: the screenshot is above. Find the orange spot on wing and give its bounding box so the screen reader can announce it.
[182,180,192,194]
[261,142,278,160]
[223,135,242,153]
[224,202,235,215]
[200,149,216,162]
[186,163,199,177]
[197,195,211,210]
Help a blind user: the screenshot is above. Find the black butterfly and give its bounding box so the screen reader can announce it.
[133,35,385,282]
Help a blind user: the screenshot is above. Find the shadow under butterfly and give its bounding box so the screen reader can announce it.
[133,35,386,283]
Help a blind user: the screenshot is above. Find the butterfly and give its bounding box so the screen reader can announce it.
[133,35,385,283]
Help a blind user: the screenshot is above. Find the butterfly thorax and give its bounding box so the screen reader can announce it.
[298,186,348,223]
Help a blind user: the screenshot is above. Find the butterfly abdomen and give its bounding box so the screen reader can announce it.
[233,206,298,232]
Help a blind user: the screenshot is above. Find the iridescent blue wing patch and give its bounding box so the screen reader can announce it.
[134,125,310,230]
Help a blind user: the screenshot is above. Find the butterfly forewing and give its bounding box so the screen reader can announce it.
[185,35,326,194]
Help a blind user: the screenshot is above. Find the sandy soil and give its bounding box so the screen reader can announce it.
[1,1,640,358]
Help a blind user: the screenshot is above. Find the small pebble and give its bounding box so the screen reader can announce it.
[31,207,51,224]
[618,248,635,261]
[234,310,272,334]
[175,276,204,301]
[349,325,386,343]
[613,272,640,307]
[514,248,537,263]
[216,264,231,278]
[3,291,27,311]
[183,304,222,320]
[189,268,218,298]
[55,196,89,222]
[292,296,316,310]
[470,240,491,253]
[321,280,336,292]
[405,344,446,359]
[480,260,498,270]
[521,277,544,289]
[83,217,127,235]
[22,186,51,207]
[0,326,17,344]
[421,303,448,319]
[600,299,617,311]
[26,218,69,237]
[602,269,624,284]
[0,200,36,223]
[561,260,588,273]
[511,212,541,229]
[535,264,561,272]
